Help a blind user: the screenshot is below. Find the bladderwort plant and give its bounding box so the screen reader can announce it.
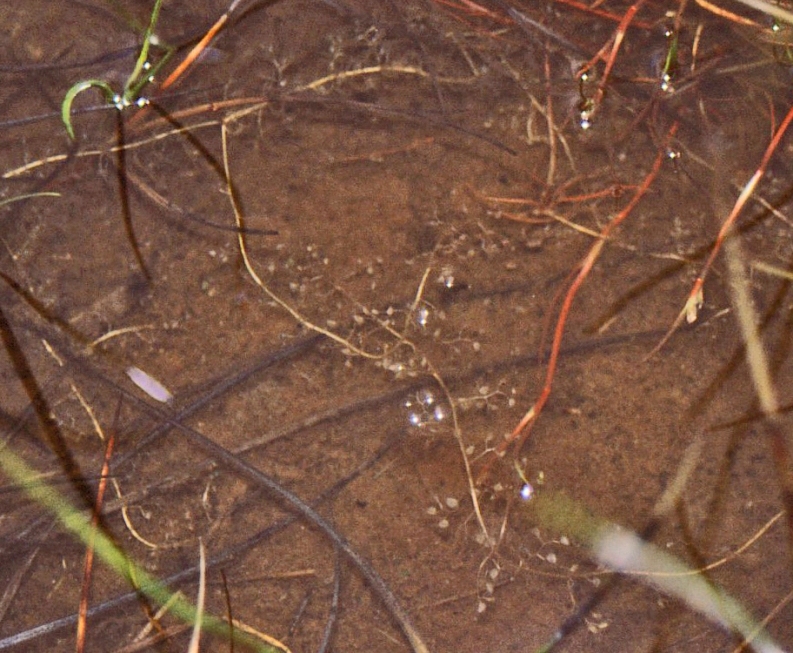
[60,0,172,140]
[58,0,178,281]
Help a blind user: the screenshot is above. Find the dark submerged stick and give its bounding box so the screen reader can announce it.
[0,305,95,513]
[113,391,431,653]
[317,548,341,653]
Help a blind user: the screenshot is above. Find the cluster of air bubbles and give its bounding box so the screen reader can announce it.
[477,562,502,614]
[579,108,592,131]
[112,93,149,110]
[426,495,460,530]
[112,62,155,110]
[577,71,594,131]
[531,526,571,569]
[404,389,448,428]
[412,301,446,334]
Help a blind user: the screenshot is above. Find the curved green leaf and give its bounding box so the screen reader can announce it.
[61,79,117,140]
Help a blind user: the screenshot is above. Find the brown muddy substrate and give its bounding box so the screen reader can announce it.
[0,1,792,652]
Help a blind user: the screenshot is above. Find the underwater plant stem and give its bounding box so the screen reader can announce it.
[123,0,164,95]
[76,431,115,653]
[0,430,401,650]
[159,0,243,91]
[652,98,793,355]
[489,123,678,465]
[528,492,787,653]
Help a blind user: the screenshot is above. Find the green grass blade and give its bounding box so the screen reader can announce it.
[0,444,279,652]
[61,79,117,140]
[123,0,164,98]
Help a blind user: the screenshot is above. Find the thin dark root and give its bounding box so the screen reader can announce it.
[115,112,152,283]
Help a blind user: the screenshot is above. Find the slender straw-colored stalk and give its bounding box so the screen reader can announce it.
[730,0,793,25]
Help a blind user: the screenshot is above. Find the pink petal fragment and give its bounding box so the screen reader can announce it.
[126,366,173,403]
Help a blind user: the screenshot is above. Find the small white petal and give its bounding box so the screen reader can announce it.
[126,366,173,403]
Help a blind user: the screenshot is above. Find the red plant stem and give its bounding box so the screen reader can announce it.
[578,0,649,122]
[554,0,653,28]
[652,98,793,355]
[76,432,115,653]
[597,0,649,106]
[700,101,793,287]
[492,122,679,462]
[160,15,229,91]
[433,0,507,20]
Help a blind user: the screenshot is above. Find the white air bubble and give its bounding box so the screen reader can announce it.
[405,390,449,430]
[418,389,435,407]
[416,305,430,328]
[437,266,455,289]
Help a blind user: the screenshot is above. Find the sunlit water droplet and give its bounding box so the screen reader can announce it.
[405,389,449,429]
[408,412,423,427]
[419,389,435,407]
[415,305,430,328]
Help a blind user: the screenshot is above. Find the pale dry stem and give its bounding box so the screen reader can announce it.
[724,235,778,415]
[570,508,785,585]
[220,122,379,360]
[3,121,220,179]
[110,478,160,549]
[186,539,206,653]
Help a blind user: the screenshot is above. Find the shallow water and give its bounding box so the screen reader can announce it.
[0,2,792,651]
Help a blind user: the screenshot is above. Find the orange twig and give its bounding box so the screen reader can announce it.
[432,0,506,20]
[651,99,793,355]
[554,0,653,28]
[127,0,243,128]
[483,123,678,471]
[496,212,554,224]
[556,185,638,204]
[693,0,763,27]
[160,14,230,91]
[76,431,116,653]
[579,0,650,121]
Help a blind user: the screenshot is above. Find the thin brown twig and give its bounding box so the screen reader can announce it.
[76,425,115,653]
